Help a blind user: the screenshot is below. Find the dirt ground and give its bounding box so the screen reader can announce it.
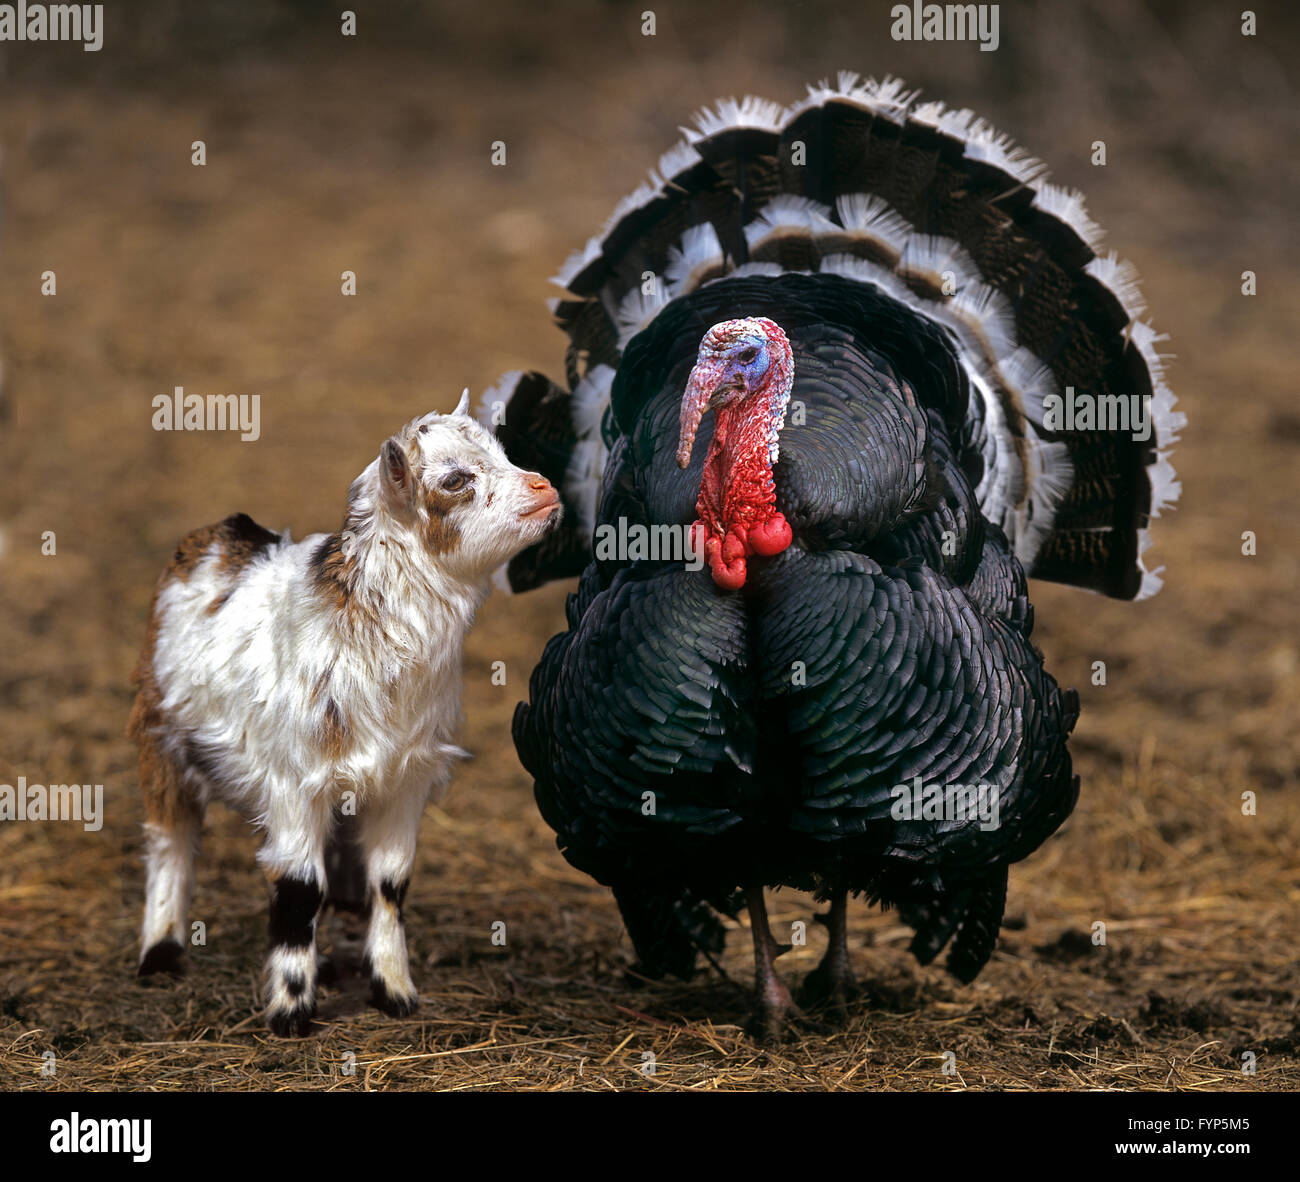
[1,2,1297,1091]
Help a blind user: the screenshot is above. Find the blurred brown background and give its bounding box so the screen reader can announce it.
[0,0,1297,1090]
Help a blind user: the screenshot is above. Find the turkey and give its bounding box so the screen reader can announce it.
[483,74,1182,1036]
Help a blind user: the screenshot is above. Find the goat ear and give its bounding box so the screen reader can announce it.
[380,438,415,506]
[454,388,470,417]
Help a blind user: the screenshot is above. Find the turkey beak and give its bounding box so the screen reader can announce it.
[677,363,716,469]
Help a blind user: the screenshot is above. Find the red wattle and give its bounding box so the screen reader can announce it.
[709,552,748,591]
[748,513,792,557]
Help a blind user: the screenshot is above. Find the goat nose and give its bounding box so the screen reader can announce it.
[527,475,552,491]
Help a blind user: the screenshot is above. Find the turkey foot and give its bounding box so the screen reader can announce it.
[798,890,858,1018]
[744,887,825,1040]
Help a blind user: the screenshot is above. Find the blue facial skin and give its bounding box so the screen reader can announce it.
[710,334,771,407]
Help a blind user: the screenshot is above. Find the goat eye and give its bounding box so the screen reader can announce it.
[419,424,429,435]
[441,471,471,492]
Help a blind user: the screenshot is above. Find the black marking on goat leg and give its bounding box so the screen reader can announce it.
[268,876,323,948]
[379,877,409,916]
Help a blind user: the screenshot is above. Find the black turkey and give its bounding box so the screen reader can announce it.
[483,75,1182,1036]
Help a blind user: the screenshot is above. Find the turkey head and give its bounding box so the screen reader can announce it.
[676,317,795,590]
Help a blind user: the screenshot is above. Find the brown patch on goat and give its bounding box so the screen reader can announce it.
[310,531,358,611]
[319,698,351,759]
[167,523,222,580]
[421,486,468,555]
[127,591,201,831]
[134,725,202,831]
[169,513,279,582]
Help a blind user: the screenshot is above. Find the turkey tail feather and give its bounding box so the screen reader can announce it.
[945,870,1009,984]
[899,868,1009,984]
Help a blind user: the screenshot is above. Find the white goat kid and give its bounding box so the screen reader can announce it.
[129,393,560,1035]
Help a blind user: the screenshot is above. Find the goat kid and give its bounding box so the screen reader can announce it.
[129,392,560,1035]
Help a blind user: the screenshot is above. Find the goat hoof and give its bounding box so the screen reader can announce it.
[138,939,185,978]
[369,979,418,1018]
[266,1003,317,1038]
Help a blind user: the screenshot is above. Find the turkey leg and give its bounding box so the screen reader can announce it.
[745,886,797,1040]
[799,888,858,1012]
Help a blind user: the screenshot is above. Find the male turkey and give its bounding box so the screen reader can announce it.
[483,74,1182,1036]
